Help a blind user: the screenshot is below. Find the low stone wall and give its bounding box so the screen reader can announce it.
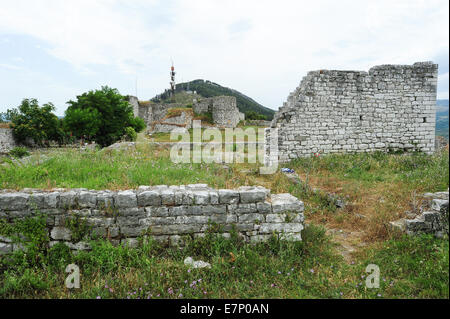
[0,127,17,154]
[0,185,304,253]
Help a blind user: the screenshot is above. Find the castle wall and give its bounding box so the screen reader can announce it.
[267,62,438,163]
[0,185,304,253]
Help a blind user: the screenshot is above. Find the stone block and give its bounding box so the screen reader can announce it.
[0,193,29,210]
[115,190,137,208]
[138,190,161,207]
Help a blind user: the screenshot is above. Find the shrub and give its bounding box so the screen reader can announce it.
[9,146,30,159]
[123,127,137,141]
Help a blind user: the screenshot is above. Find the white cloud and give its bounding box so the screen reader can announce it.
[0,0,448,111]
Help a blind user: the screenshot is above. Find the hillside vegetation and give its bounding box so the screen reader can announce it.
[151,79,275,120]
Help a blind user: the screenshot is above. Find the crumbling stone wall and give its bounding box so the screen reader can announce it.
[127,95,242,133]
[211,96,241,128]
[266,62,438,163]
[0,127,17,154]
[0,185,304,253]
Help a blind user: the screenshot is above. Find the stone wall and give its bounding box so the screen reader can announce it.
[0,127,17,154]
[0,185,304,253]
[266,62,438,164]
[211,96,241,128]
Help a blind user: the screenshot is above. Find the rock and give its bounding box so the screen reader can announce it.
[0,192,29,210]
[121,238,139,248]
[431,199,449,211]
[218,189,239,204]
[0,242,12,255]
[138,190,161,206]
[50,227,72,241]
[78,191,97,208]
[270,193,304,213]
[184,256,211,269]
[389,219,406,232]
[115,190,137,208]
[238,186,268,203]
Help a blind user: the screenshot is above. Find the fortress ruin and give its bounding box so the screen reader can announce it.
[127,95,245,133]
[265,62,438,164]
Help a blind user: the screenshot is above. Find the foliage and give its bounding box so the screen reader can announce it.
[8,146,30,159]
[5,99,61,146]
[64,86,145,147]
[245,111,267,120]
[123,127,137,142]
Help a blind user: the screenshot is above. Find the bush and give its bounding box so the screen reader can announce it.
[64,86,146,147]
[123,127,137,141]
[245,111,267,121]
[6,99,60,146]
[9,146,30,159]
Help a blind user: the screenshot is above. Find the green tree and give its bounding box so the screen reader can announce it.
[6,99,60,146]
[64,86,146,147]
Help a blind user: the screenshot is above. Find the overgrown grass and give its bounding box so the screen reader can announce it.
[0,215,447,299]
[0,144,237,190]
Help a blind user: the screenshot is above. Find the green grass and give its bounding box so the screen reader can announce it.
[354,234,449,298]
[288,150,449,192]
[0,144,235,190]
[0,216,447,299]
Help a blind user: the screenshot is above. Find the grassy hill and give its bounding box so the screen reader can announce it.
[151,79,275,120]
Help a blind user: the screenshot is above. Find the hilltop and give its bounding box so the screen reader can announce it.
[151,79,275,120]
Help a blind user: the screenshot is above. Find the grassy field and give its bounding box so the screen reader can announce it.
[0,137,448,299]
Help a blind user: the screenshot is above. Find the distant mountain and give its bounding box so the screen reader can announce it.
[151,79,275,120]
[436,99,449,140]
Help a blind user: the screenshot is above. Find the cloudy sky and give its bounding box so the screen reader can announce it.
[0,0,448,115]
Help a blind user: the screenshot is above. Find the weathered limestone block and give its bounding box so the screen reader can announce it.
[59,191,78,208]
[238,186,268,203]
[78,191,97,208]
[160,188,175,206]
[0,193,29,210]
[218,189,240,204]
[137,190,161,206]
[0,242,12,255]
[238,213,264,223]
[259,222,304,234]
[194,190,210,205]
[271,193,304,214]
[115,191,137,208]
[97,191,114,208]
[257,201,272,214]
[50,227,72,241]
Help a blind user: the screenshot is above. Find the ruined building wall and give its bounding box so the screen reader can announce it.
[127,95,243,133]
[211,96,241,128]
[266,62,438,163]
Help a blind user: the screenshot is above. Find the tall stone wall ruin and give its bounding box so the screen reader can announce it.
[266,62,438,164]
[127,95,244,133]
